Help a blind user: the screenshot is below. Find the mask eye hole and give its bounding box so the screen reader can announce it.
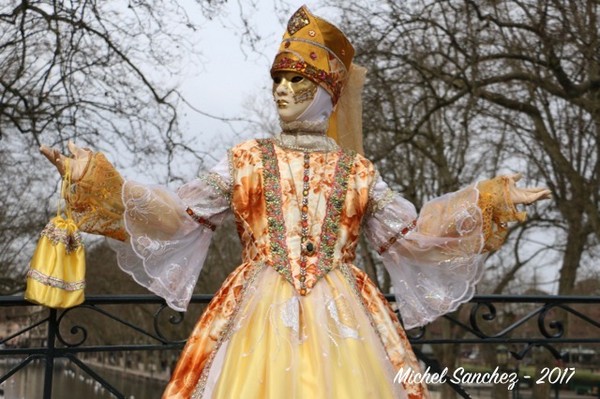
[273,76,282,84]
[291,76,303,83]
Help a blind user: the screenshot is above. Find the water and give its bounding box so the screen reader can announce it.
[0,360,166,399]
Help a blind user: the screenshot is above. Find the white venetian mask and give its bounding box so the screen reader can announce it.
[272,72,318,122]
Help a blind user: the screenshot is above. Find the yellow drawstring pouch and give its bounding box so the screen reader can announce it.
[25,159,86,308]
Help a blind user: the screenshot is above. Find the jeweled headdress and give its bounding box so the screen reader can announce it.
[271,5,354,105]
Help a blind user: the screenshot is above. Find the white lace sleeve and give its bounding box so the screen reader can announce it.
[108,157,232,311]
[364,175,487,329]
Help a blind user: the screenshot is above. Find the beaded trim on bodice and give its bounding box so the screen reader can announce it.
[257,139,355,296]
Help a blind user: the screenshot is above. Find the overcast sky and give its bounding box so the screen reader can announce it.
[174,1,340,167]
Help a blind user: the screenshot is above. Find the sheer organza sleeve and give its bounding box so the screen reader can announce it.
[108,157,232,311]
[364,174,525,329]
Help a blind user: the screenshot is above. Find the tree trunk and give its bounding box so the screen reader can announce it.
[558,216,587,295]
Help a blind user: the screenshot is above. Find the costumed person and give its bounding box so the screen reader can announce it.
[40,6,551,399]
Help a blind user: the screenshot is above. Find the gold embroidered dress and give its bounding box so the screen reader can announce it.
[68,134,522,399]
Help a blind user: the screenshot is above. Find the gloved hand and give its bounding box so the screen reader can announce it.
[505,173,551,205]
[40,141,92,181]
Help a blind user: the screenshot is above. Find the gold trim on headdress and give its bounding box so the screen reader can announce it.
[271,5,354,104]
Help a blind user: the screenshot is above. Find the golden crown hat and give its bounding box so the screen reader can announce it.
[270,5,355,104]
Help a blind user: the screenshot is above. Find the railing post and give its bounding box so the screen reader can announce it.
[43,308,57,399]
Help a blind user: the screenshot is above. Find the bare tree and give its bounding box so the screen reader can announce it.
[333,1,598,397]
[334,0,599,295]
[0,145,54,294]
[0,0,284,292]
[0,1,240,175]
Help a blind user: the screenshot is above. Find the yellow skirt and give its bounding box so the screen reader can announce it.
[205,266,405,398]
[164,264,427,398]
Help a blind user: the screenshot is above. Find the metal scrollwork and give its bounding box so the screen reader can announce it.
[56,306,89,347]
[406,325,426,340]
[56,303,169,347]
[469,301,498,337]
[154,303,187,343]
[537,303,564,338]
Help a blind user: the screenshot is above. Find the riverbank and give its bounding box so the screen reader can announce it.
[81,358,171,382]
[0,360,165,398]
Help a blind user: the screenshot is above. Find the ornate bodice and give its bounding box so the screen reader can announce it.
[230,139,375,296]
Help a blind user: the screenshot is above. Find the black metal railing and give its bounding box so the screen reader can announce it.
[0,294,599,399]
[407,295,600,398]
